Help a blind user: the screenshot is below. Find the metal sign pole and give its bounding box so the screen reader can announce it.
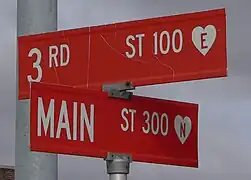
[105,153,132,180]
[16,1,58,180]
[103,81,134,180]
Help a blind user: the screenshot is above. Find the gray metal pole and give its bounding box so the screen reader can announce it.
[109,174,127,180]
[102,84,134,180]
[16,1,58,180]
[105,153,132,180]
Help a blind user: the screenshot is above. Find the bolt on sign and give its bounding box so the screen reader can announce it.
[18,8,227,100]
[30,82,198,167]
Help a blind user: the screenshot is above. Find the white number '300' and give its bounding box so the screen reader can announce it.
[27,48,42,82]
[142,111,168,136]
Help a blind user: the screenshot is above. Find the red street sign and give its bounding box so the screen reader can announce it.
[30,82,199,167]
[19,8,227,100]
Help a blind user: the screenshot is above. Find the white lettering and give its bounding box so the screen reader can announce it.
[129,109,136,132]
[153,29,183,55]
[56,100,71,140]
[80,103,95,142]
[27,48,42,82]
[160,113,168,136]
[37,98,95,142]
[153,32,158,55]
[172,29,183,53]
[27,44,70,84]
[121,108,136,132]
[142,111,169,136]
[121,108,129,131]
[142,111,150,134]
[49,44,70,68]
[159,31,170,55]
[125,35,135,58]
[125,34,145,58]
[60,44,70,66]
[151,112,159,135]
[49,45,59,68]
[37,97,54,137]
[135,33,145,57]
[73,102,78,140]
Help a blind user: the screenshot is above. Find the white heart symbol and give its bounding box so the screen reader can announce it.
[174,115,192,144]
[192,25,217,56]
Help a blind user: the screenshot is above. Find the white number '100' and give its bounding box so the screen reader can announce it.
[142,111,168,136]
[27,48,42,82]
[153,29,183,55]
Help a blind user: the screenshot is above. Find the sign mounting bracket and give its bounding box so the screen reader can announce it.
[102,81,135,100]
[104,152,132,180]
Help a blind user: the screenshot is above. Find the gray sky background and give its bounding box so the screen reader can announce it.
[0,0,251,179]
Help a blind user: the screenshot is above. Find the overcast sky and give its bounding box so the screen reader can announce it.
[0,0,251,180]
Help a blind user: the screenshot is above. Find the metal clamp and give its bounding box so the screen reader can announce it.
[102,81,135,100]
[105,152,132,175]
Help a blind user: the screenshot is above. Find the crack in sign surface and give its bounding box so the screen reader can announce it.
[99,34,148,64]
[86,27,91,88]
[100,33,175,80]
[41,38,60,84]
[153,55,175,80]
[56,28,175,89]
[151,36,175,79]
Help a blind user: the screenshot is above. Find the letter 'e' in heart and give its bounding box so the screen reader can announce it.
[174,115,192,144]
[192,25,217,56]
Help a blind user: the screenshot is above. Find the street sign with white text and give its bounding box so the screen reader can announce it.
[19,8,227,99]
[30,82,199,167]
